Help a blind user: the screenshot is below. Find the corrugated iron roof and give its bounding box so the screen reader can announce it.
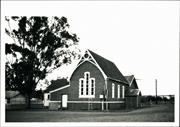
[88,50,128,85]
[6,90,24,99]
[44,78,69,93]
[125,75,134,85]
[126,89,141,96]
[125,75,139,89]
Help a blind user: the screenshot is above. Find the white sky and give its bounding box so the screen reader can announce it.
[1,1,179,96]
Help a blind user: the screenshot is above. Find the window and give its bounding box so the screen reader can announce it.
[91,78,95,95]
[80,79,84,95]
[84,53,89,58]
[79,72,95,98]
[117,85,120,98]
[112,83,115,98]
[122,86,125,98]
[86,84,89,95]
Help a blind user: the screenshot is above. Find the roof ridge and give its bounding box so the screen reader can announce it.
[125,75,134,77]
[88,49,128,85]
[87,49,113,63]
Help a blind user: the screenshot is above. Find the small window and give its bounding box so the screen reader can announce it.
[122,86,125,98]
[84,53,89,58]
[81,80,84,84]
[86,84,89,95]
[79,78,84,96]
[86,73,89,79]
[91,79,95,95]
[81,82,84,95]
[117,85,120,98]
[112,83,115,98]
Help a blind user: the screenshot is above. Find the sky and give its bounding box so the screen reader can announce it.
[1,1,179,96]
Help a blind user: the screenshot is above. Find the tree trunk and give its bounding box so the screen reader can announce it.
[27,94,31,109]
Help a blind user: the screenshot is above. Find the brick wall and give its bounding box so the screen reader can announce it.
[49,61,128,110]
[69,61,105,101]
[107,79,127,101]
[125,96,141,109]
[50,87,69,101]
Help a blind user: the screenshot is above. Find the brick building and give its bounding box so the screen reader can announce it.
[125,75,142,108]
[44,49,141,110]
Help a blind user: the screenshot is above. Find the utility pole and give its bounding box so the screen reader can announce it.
[155,79,157,104]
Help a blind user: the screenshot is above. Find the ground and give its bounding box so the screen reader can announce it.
[6,103,174,122]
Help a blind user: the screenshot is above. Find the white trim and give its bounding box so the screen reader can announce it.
[49,101,62,102]
[69,50,107,81]
[79,72,96,98]
[79,95,95,98]
[85,71,90,96]
[47,99,127,104]
[122,85,125,98]
[107,101,125,104]
[129,76,135,87]
[87,50,107,79]
[84,71,90,78]
[91,78,95,96]
[49,85,70,93]
[79,78,84,96]
[67,101,125,103]
[70,60,106,81]
[117,85,120,98]
[112,83,115,98]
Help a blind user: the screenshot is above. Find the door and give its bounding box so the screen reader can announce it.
[62,95,68,108]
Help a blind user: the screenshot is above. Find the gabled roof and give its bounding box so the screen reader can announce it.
[125,75,138,89]
[126,89,141,96]
[44,78,69,93]
[125,75,134,85]
[88,50,128,85]
[6,90,22,99]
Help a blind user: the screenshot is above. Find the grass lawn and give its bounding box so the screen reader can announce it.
[6,103,174,122]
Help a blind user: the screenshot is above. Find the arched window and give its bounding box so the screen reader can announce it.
[122,86,125,98]
[117,85,120,98]
[112,83,115,98]
[79,72,95,98]
[91,78,95,95]
[79,78,84,96]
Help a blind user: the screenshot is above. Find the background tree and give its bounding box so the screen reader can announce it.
[5,16,80,108]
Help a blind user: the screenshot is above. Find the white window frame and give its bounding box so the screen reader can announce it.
[85,72,90,95]
[79,78,84,96]
[90,78,95,96]
[79,72,95,98]
[112,83,115,98]
[117,85,120,98]
[84,72,90,79]
[122,86,125,98]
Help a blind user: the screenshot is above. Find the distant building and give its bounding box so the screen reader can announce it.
[125,75,142,108]
[44,78,69,107]
[44,49,141,110]
[6,90,26,105]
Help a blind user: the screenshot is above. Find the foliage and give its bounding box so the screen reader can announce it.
[5,16,80,108]
[141,95,169,104]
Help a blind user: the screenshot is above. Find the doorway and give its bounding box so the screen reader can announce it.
[62,94,68,108]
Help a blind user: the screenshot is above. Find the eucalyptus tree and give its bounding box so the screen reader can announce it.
[5,16,80,108]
